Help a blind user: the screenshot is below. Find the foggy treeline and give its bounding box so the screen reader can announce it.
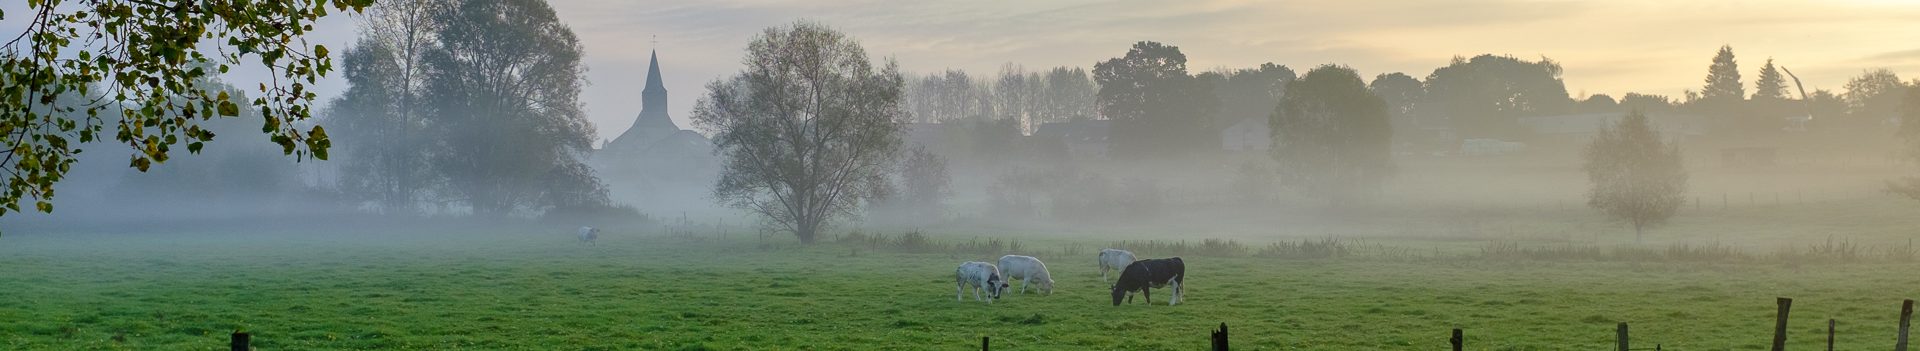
[10,0,1920,246]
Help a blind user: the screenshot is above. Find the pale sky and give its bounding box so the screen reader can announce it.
[13,0,1920,143]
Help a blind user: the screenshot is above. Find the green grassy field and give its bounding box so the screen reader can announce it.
[5,224,1920,350]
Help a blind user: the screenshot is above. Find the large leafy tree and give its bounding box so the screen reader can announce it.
[1841,69,1909,127]
[326,0,445,215]
[693,21,906,244]
[421,0,605,216]
[1094,41,1218,159]
[1420,54,1572,140]
[1369,73,1421,115]
[1887,88,1920,201]
[1211,63,1296,125]
[1584,110,1687,243]
[1270,65,1393,207]
[1,0,371,217]
[1369,72,1423,128]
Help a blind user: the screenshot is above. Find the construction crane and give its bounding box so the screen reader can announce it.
[1779,66,1814,132]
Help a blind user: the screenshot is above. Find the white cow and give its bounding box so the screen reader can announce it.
[577,226,600,244]
[997,255,1055,295]
[954,261,1008,304]
[1098,249,1137,282]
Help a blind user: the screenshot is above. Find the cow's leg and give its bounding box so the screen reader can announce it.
[1168,275,1182,305]
[1020,275,1030,294]
[1169,280,1181,306]
[1144,287,1152,305]
[957,280,965,301]
[1100,265,1108,282]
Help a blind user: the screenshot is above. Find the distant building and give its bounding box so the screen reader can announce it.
[590,50,722,216]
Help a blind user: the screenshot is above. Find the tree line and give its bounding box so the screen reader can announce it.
[8,0,1920,245]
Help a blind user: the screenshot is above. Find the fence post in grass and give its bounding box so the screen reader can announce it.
[1774,297,1793,351]
[1898,299,1914,351]
[1617,322,1629,351]
[1212,322,1229,351]
[1827,319,1835,351]
[1450,328,1463,351]
[230,332,250,351]
[982,336,989,351]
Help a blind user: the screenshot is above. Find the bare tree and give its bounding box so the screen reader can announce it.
[693,22,906,243]
[1584,110,1687,243]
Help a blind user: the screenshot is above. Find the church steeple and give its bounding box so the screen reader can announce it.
[629,49,675,131]
[644,50,666,94]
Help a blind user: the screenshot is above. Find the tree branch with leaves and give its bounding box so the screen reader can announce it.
[1,0,371,218]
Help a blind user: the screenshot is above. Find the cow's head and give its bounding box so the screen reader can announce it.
[987,273,1007,299]
[1110,284,1125,306]
[1039,278,1055,295]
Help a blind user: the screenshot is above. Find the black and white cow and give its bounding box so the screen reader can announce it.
[955,261,1010,304]
[577,226,600,244]
[1110,257,1184,306]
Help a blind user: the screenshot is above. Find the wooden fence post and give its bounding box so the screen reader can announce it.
[1212,322,1229,351]
[1774,297,1793,351]
[1450,328,1463,351]
[1898,299,1914,351]
[982,336,989,351]
[1827,319,1835,351]
[1617,322,1629,351]
[230,332,250,351]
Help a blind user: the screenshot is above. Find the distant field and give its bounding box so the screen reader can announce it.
[5,227,1920,350]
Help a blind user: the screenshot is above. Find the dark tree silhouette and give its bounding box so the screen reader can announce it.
[1701,45,1745,102]
[1886,88,1920,201]
[1094,41,1219,159]
[421,0,605,216]
[1753,59,1789,101]
[1271,65,1394,208]
[1421,54,1572,140]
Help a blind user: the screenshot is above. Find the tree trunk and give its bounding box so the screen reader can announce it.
[1634,222,1644,245]
[796,218,819,244]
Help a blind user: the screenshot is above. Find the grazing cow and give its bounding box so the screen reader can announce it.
[996,255,1055,295]
[955,261,1009,304]
[1098,249,1137,282]
[1110,257,1184,306]
[577,226,599,244]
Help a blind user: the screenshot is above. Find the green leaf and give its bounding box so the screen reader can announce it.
[217,100,239,116]
[314,44,328,58]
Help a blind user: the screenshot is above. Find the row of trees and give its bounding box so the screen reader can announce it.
[902,66,1098,128]
[326,0,612,217]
